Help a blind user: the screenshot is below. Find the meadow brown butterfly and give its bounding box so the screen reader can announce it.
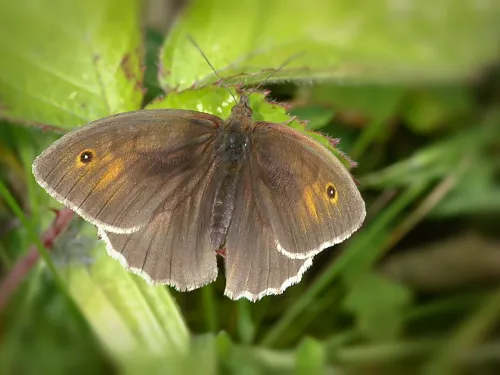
[32,50,365,301]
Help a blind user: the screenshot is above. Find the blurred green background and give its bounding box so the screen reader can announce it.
[0,0,500,374]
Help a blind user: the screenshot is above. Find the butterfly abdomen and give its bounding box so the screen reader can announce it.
[209,167,241,250]
[210,128,249,250]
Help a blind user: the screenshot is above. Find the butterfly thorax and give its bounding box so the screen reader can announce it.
[209,100,253,250]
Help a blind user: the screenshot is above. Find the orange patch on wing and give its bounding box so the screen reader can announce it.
[302,180,343,224]
[303,188,318,221]
[302,182,322,222]
[97,157,125,190]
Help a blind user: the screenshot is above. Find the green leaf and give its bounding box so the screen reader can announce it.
[402,85,474,134]
[237,300,257,345]
[53,219,190,367]
[294,337,326,375]
[289,106,336,130]
[143,29,165,105]
[308,84,404,158]
[343,272,413,341]
[0,267,110,375]
[431,160,500,216]
[160,0,500,90]
[146,86,293,123]
[0,0,143,129]
[146,86,239,117]
[126,334,218,375]
[360,128,480,188]
[308,84,404,123]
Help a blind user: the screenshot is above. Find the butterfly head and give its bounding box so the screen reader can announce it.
[229,94,253,121]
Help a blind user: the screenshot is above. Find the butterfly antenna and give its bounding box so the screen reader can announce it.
[187,35,238,104]
[248,51,305,96]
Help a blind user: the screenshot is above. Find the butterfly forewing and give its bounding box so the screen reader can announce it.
[32,110,222,233]
[250,121,366,259]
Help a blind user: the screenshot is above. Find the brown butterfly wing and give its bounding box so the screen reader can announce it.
[251,122,366,259]
[33,110,221,233]
[224,164,312,301]
[99,163,219,290]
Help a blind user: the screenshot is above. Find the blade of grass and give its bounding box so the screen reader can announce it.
[335,338,442,365]
[348,155,471,280]
[424,285,500,375]
[0,182,85,325]
[0,266,45,373]
[350,118,388,160]
[0,182,62,287]
[19,135,40,225]
[0,243,13,269]
[406,292,488,324]
[201,284,218,332]
[382,155,471,250]
[0,208,74,311]
[237,300,256,345]
[269,289,344,347]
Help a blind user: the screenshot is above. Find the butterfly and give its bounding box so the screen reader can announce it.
[32,91,365,301]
